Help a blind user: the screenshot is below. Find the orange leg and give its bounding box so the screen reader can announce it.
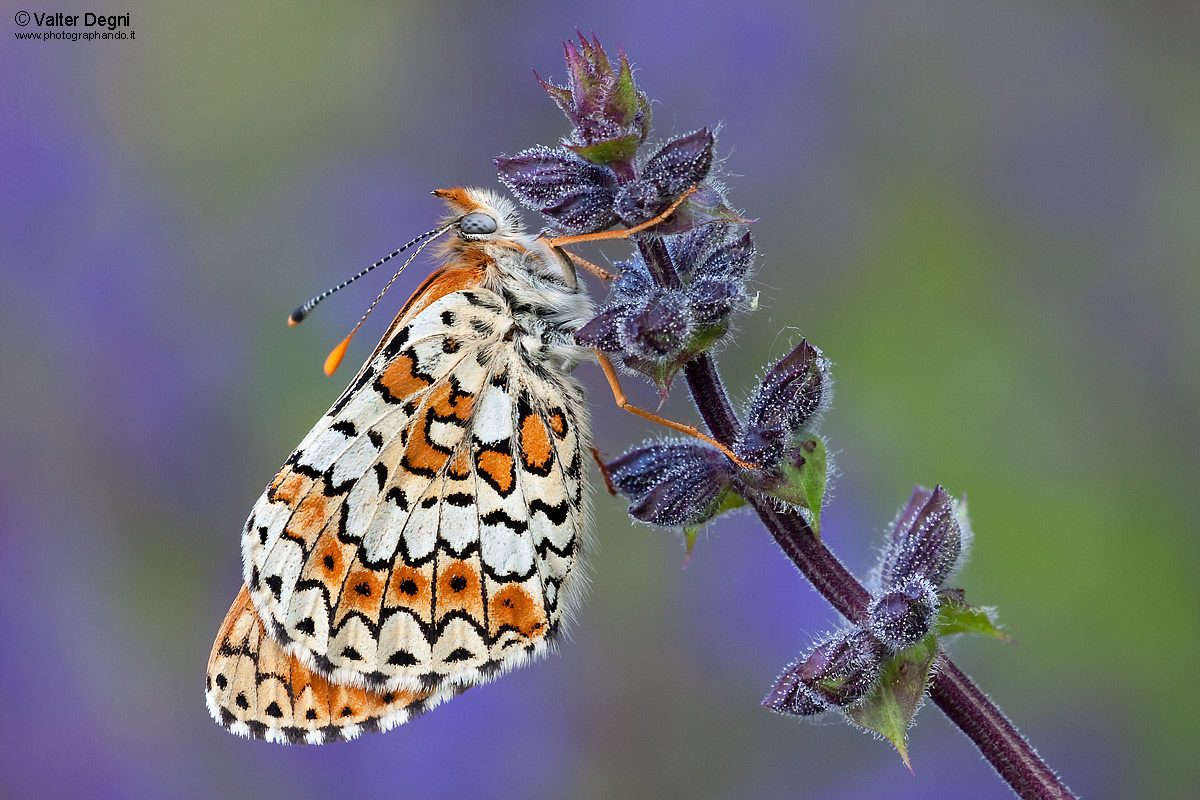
[544,186,698,249]
[594,351,756,471]
[590,446,619,495]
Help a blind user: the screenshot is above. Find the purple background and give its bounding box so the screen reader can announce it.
[4,2,1199,798]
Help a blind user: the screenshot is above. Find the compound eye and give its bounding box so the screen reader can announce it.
[459,212,498,235]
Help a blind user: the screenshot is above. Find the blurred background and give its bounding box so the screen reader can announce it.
[4,1,1198,798]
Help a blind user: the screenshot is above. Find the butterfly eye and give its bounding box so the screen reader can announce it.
[459,212,498,235]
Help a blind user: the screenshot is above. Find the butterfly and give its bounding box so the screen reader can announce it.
[206,187,599,744]
[206,185,752,745]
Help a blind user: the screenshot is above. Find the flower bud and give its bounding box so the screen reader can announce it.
[624,290,693,360]
[763,628,890,717]
[608,441,737,527]
[642,128,715,197]
[671,225,754,283]
[867,579,939,648]
[737,341,831,467]
[877,485,971,590]
[495,146,619,234]
[614,178,670,227]
[538,34,651,171]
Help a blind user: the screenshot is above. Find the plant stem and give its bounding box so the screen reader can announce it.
[639,234,1077,800]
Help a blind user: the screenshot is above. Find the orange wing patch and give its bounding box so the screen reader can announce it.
[435,559,485,620]
[476,446,515,495]
[385,563,435,625]
[488,583,548,640]
[519,410,553,472]
[378,352,432,401]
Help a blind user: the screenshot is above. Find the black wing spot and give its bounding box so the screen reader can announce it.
[296,617,316,635]
[387,486,409,511]
[306,708,318,720]
[388,650,418,666]
[331,420,357,437]
[374,463,388,490]
[264,575,283,600]
[445,647,473,663]
[341,646,363,661]
[235,693,250,710]
[265,701,284,719]
[215,673,227,690]
[354,582,371,597]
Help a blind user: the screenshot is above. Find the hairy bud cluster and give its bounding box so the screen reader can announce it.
[496,147,619,235]
[576,222,754,392]
[765,485,972,718]
[763,628,891,716]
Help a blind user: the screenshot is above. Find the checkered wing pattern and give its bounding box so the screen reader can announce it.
[234,282,589,698]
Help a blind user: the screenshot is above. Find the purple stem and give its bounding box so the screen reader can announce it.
[638,235,1077,800]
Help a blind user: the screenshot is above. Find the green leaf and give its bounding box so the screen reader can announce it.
[845,634,938,769]
[935,593,1011,642]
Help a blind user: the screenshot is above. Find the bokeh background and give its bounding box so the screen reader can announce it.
[4,1,1198,798]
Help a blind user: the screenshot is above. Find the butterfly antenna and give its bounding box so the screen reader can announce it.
[287,225,450,327]
[319,225,455,376]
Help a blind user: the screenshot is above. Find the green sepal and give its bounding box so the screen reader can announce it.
[626,319,732,399]
[845,634,939,769]
[565,135,641,167]
[613,52,651,139]
[935,592,1011,643]
[741,437,828,539]
[679,488,742,569]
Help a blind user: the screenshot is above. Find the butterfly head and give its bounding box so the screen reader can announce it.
[433,187,526,244]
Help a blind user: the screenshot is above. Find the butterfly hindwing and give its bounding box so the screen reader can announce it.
[206,585,466,744]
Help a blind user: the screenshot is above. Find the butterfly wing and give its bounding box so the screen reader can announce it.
[206,585,466,744]
[241,279,590,694]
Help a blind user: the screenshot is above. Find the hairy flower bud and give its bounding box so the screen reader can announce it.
[763,628,890,717]
[624,290,693,360]
[867,579,939,648]
[737,341,831,466]
[608,441,737,527]
[495,146,619,233]
[614,178,669,227]
[671,225,755,283]
[642,128,715,197]
[877,485,971,590]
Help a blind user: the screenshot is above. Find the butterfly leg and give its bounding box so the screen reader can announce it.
[555,248,617,283]
[589,446,619,495]
[593,350,756,471]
